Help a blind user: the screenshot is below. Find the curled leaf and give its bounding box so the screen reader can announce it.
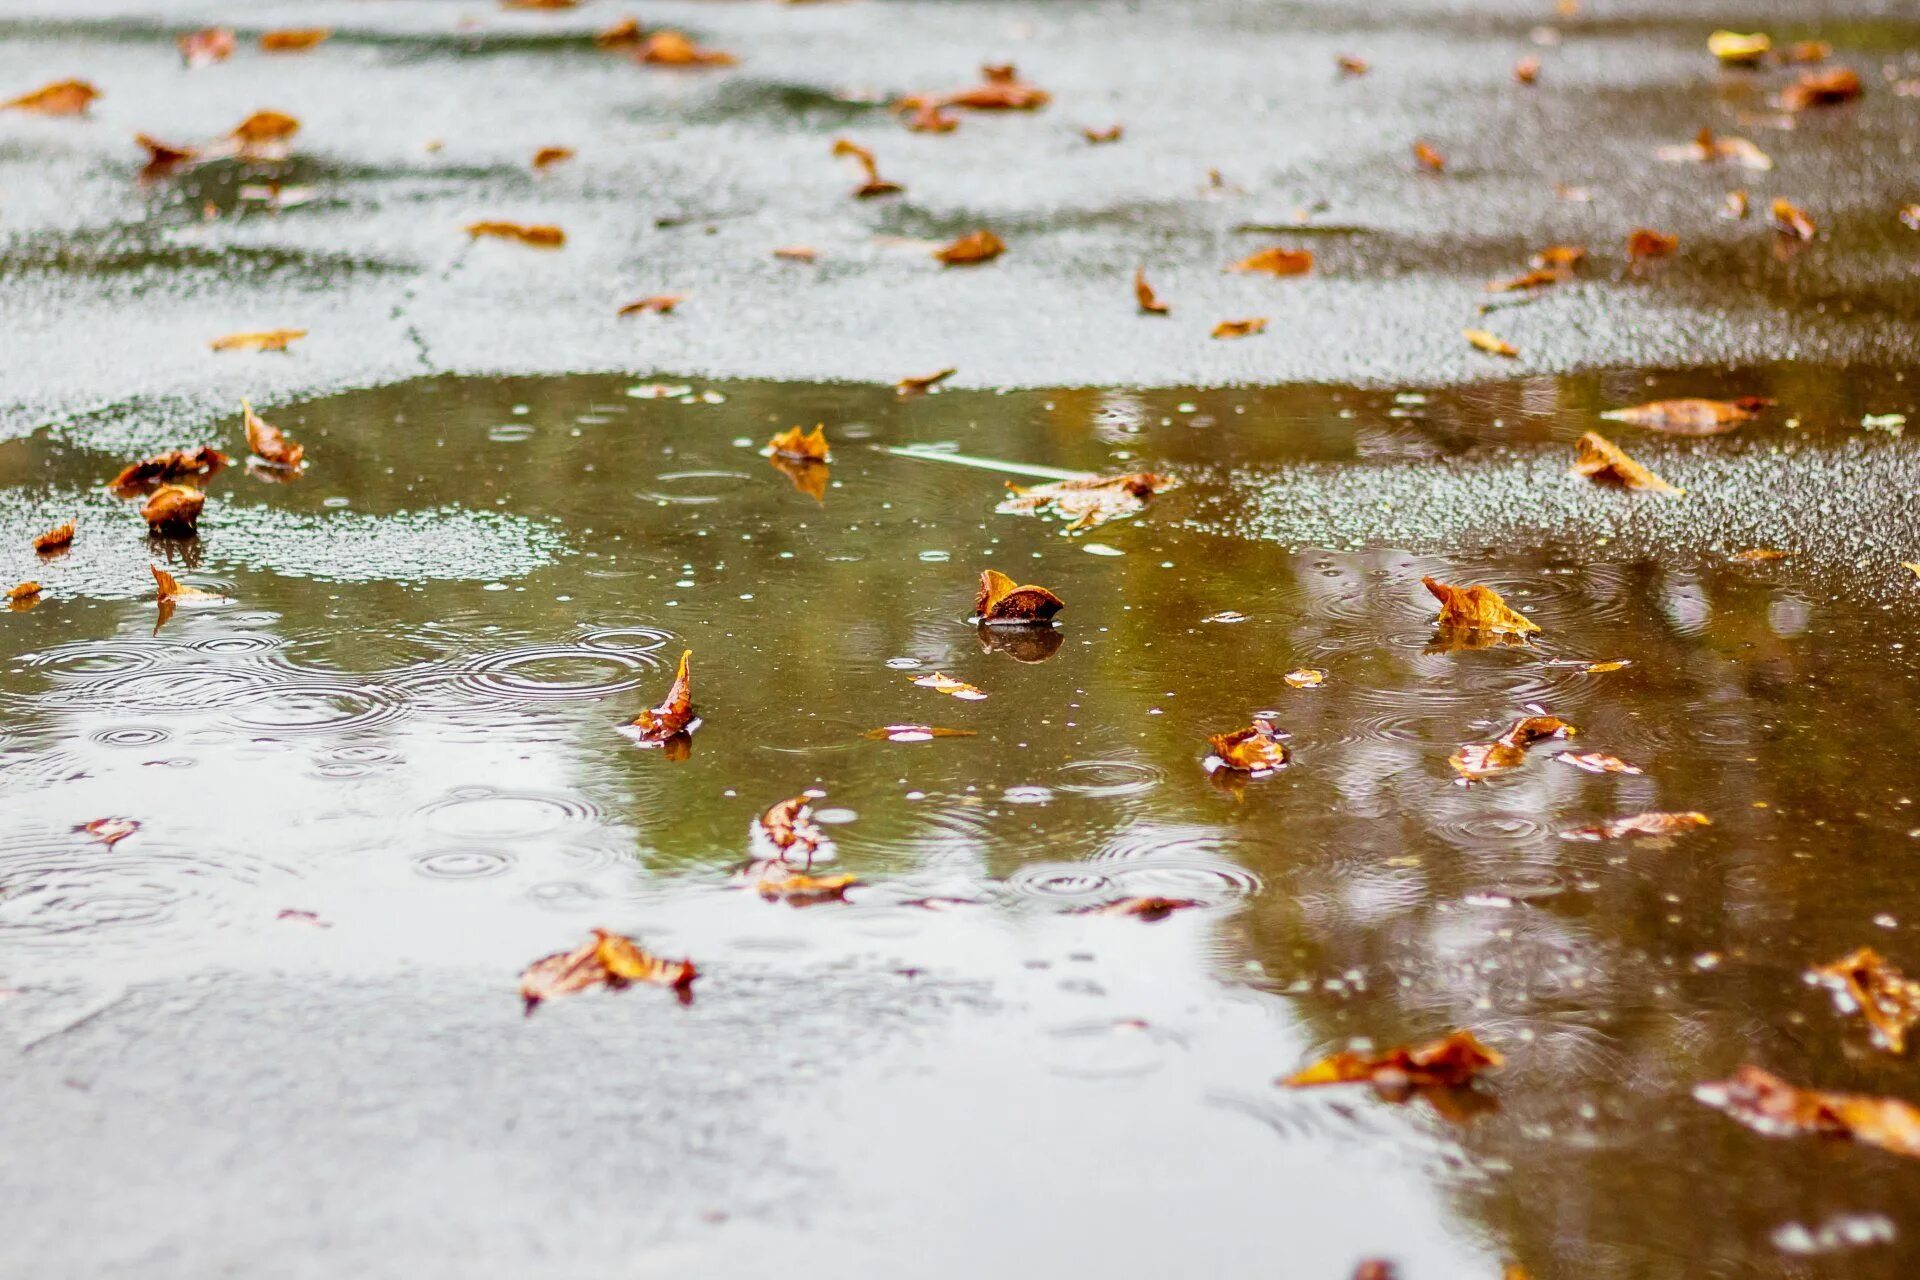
[1212,317,1267,339]
[1561,811,1710,841]
[1450,714,1575,782]
[595,18,645,48]
[142,485,205,536]
[1601,396,1771,435]
[1205,717,1292,776]
[151,564,220,602]
[33,521,74,554]
[913,672,986,701]
[757,870,858,905]
[934,229,1005,266]
[755,790,833,866]
[1285,1030,1502,1090]
[78,817,140,847]
[637,31,736,67]
[1696,1066,1920,1159]
[1464,328,1518,357]
[764,424,829,462]
[136,134,199,177]
[110,446,229,494]
[1571,431,1678,493]
[832,138,902,197]
[973,569,1064,626]
[4,80,99,116]
[1231,247,1313,277]
[467,221,565,248]
[1556,751,1643,775]
[7,582,41,604]
[1780,67,1862,112]
[997,472,1177,533]
[1771,197,1816,241]
[1134,267,1169,315]
[1423,576,1540,635]
[1284,668,1327,688]
[1708,31,1771,66]
[1082,124,1123,144]
[179,28,236,68]
[1412,140,1446,172]
[623,650,698,745]
[260,29,331,52]
[896,367,956,398]
[242,399,304,470]
[1810,948,1920,1055]
[519,928,696,1012]
[617,294,683,315]
[210,329,305,353]
[1627,228,1678,261]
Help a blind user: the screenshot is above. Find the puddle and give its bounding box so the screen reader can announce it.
[5,365,1920,1273]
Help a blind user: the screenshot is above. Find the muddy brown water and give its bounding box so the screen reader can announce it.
[5,365,1920,1277]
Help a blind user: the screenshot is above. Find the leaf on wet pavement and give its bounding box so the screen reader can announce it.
[1780,67,1862,112]
[519,928,696,1012]
[1656,128,1773,171]
[1464,329,1518,358]
[934,229,1005,265]
[1585,659,1631,673]
[637,31,737,67]
[1284,1029,1503,1090]
[1231,247,1313,277]
[1627,228,1678,262]
[1205,717,1292,776]
[210,329,306,353]
[1134,267,1169,315]
[242,399,305,470]
[617,294,683,315]
[764,424,830,462]
[754,790,833,866]
[1771,197,1816,241]
[773,245,819,262]
[1556,751,1643,775]
[1285,668,1327,688]
[756,870,858,905]
[1601,396,1771,435]
[77,817,140,848]
[1212,317,1267,339]
[832,138,903,197]
[913,672,987,700]
[1570,431,1679,493]
[1485,266,1571,293]
[142,485,205,535]
[260,29,331,52]
[1450,714,1575,783]
[33,521,74,554]
[997,472,1177,533]
[1561,811,1711,841]
[531,146,575,170]
[1809,948,1920,1054]
[178,28,236,68]
[897,367,956,398]
[467,221,565,248]
[1696,1065,1920,1159]
[973,569,1064,626]
[1423,577,1541,636]
[111,446,230,494]
[1412,140,1446,172]
[4,80,100,116]
[1708,31,1771,66]
[622,649,699,746]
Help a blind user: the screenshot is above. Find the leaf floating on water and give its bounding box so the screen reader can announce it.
[1557,751,1643,775]
[7,581,42,604]
[1731,547,1787,562]
[997,472,1177,533]
[1627,228,1678,262]
[897,367,956,398]
[1696,1065,1920,1159]
[754,790,834,866]
[1284,1030,1503,1090]
[1082,124,1123,144]
[934,229,1005,266]
[622,650,699,746]
[135,133,200,177]
[33,521,74,554]
[1464,328,1518,358]
[242,398,305,470]
[1134,267,1169,315]
[468,221,565,248]
[831,138,903,198]
[1352,1262,1398,1280]
[531,146,575,171]
[1600,396,1770,435]
[1708,30,1771,66]
[519,928,696,1013]
[142,485,205,536]
[1570,431,1679,493]
[1771,197,1816,241]
[865,724,978,742]
[4,80,99,116]
[1412,140,1446,172]
[1485,266,1571,293]
[1901,205,1920,233]
[757,870,858,906]
[1585,659,1631,673]
[637,31,737,66]
[617,293,683,315]
[78,817,140,848]
[1205,717,1292,776]
[111,446,229,494]
[1781,66,1862,112]
[1656,128,1773,171]
[179,28,236,68]
[228,110,301,161]
[1231,247,1313,277]
[1809,948,1920,1054]
[1087,896,1202,921]
[260,28,331,52]
[1212,317,1267,339]
[1561,811,1711,841]
[503,0,583,8]
[764,424,830,462]
[1285,668,1327,688]
[913,672,987,701]
[973,569,1064,626]
[151,564,221,602]
[211,329,306,353]
[1423,576,1540,636]
[1450,714,1575,782]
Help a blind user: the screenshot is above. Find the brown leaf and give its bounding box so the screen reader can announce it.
[896,367,956,398]
[1087,896,1201,921]
[151,564,220,602]
[1336,56,1370,77]
[178,28,236,68]
[757,870,858,905]
[1134,267,1169,315]
[764,424,829,462]
[865,724,978,742]
[1560,811,1711,841]
[228,110,301,160]
[934,229,1005,266]
[1081,124,1123,144]
[832,138,903,197]
[7,581,41,603]
[1284,1030,1503,1089]
[1771,197,1816,241]
[913,672,987,701]
[973,569,1064,626]
[1206,717,1292,776]
[467,221,565,248]
[1696,1065,1920,1159]
[1423,576,1541,635]
[1212,317,1267,339]
[1656,128,1772,171]
[1627,228,1678,261]
[531,146,575,171]
[638,31,736,67]
[110,446,229,494]
[78,817,140,847]
[4,80,99,116]
[1570,431,1679,493]
[1556,751,1644,775]
[1353,1263,1398,1280]
[595,18,645,48]
[136,134,200,177]
[1532,245,1587,269]
[1601,395,1771,435]
[1412,140,1446,172]
[1513,55,1541,84]
[1464,328,1518,357]
[242,399,305,470]
[1810,948,1920,1055]
[623,650,698,745]
[903,101,959,133]
[1284,668,1327,688]
[755,790,833,866]
[1450,714,1576,782]
[519,928,696,1012]
[1231,246,1313,277]
[997,472,1177,533]
[260,29,331,52]
[905,63,1050,116]
[1901,204,1920,233]
[33,521,74,554]
[503,0,582,8]
[1731,547,1787,562]
[210,329,306,353]
[773,245,818,262]
[142,485,205,536]
[1708,31,1771,66]
[617,293,683,315]
[1723,189,1750,220]
[1780,67,1862,112]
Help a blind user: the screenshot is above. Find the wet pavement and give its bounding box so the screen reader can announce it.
[5,3,1920,1279]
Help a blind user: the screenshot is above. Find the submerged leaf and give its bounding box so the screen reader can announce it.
[623,650,698,745]
[519,928,696,1012]
[934,229,1005,266]
[1561,811,1711,841]
[1450,714,1575,782]
[33,521,75,554]
[142,485,205,536]
[1205,717,1292,776]
[1464,328,1518,358]
[1601,396,1771,435]
[913,672,987,701]
[110,446,229,494]
[1212,317,1267,339]
[4,80,99,116]
[1809,948,1920,1055]
[764,424,829,462]
[1423,577,1540,636]
[1696,1066,1920,1159]
[896,367,956,398]
[242,398,305,470]
[1231,246,1313,277]
[210,329,305,353]
[1571,431,1679,493]
[997,472,1177,533]
[467,221,565,248]
[973,569,1064,626]
[1134,267,1169,315]
[1285,1030,1503,1090]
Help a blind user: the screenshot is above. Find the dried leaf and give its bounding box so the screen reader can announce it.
[1561,811,1711,841]
[179,28,236,68]
[135,134,200,177]
[1570,431,1679,493]
[934,229,1005,266]
[1082,124,1123,144]
[1723,189,1750,220]
[1771,197,1816,241]
[773,245,818,262]
[7,581,41,603]
[1284,668,1327,688]
[1231,247,1313,277]
[467,221,565,248]
[623,650,698,745]
[503,0,582,8]
[1464,328,1518,357]
[1285,1030,1503,1090]
[896,367,956,398]
[755,790,833,866]
[260,29,331,52]
[764,424,829,462]
[1532,245,1587,270]
[617,293,683,315]
[1205,717,1292,776]
[913,672,987,701]
[110,446,229,494]
[1450,714,1576,782]
[1088,896,1201,921]
[151,564,220,602]
[865,724,978,742]
[1513,56,1541,85]
[903,101,959,133]
[1423,576,1541,635]
[1656,128,1773,171]
[1781,67,1862,112]
[78,817,140,847]
[1212,317,1267,339]
[1601,396,1771,435]
[1585,659,1631,673]
[973,569,1064,626]
[832,138,902,197]
[242,398,304,470]
[1556,751,1643,775]
[228,110,301,160]
[1696,1066,1920,1159]
[1627,228,1678,261]
[997,472,1177,533]
[1353,1263,1398,1280]
[1134,267,1169,315]
[1810,948,1920,1054]
[1708,31,1771,66]
[595,18,645,48]
[4,80,99,116]
[1336,56,1370,77]
[905,63,1050,117]
[531,146,575,171]
[1412,140,1446,172]
[638,31,737,67]
[33,521,74,554]
[1485,266,1570,293]
[142,485,205,536]
[519,928,696,1012]
[757,870,858,905]
[210,329,305,353]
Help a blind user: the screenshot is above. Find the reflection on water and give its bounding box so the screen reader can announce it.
[5,365,1920,1275]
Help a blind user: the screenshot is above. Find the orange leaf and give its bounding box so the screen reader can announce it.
[623,650,698,746]
[242,398,305,470]
[764,424,829,462]
[1484,266,1569,293]
[1423,576,1540,635]
[1284,668,1326,688]
[1770,197,1816,240]
[832,138,902,197]
[1450,714,1575,782]
[1088,896,1200,921]
[7,581,41,603]
[905,63,1050,115]
[1206,717,1292,776]
[135,134,199,176]
[913,672,987,700]
[1231,246,1313,277]
[1464,328,1517,357]
[1781,67,1862,112]
[896,367,956,398]
[531,146,575,171]
[1211,317,1267,339]
[754,790,833,866]
[973,569,1064,626]
[260,29,331,52]
[1731,547,1787,562]
[997,472,1177,533]
[1900,204,1920,233]
[33,521,74,554]
[934,229,1005,266]
[1627,227,1678,261]
[1696,1066,1920,1159]
[1601,396,1771,435]
[1285,1030,1503,1089]
[1560,811,1710,841]
[1412,140,1446,172]
[519,928,696,1012]
[903,101,959,133]
[151,564,220,602]
[1134,267,1169,315]
[210,329,305,353]
[638,31,736,67]
[142,485,205,536]
[4,80,99,116]
[756,870,858,906]
[228,110,301,160]
[1513,55,1541,84]
[467,221,565,248]
[110,446,230,494]
[1570,431,1679,493]
[1809,948,1920,1055]
[78,817,140,848]
[1532,245,1587,269]
[1336,55,1370,76]
[178,28,236,68]
[773,245,818,262]
[595,18,645,48]
[1708,31,1771,66]
[1656,128,1772,171]
[617,294,683,315]
[1081,124,1123,144]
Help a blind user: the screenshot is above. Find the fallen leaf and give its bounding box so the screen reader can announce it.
[1485,266,1570,292]
[142,485,205,536]
[1904,562,1920,579]
[638,31,736,67]
[503,0,582,8]
[764,424,829,462]
[1781,67,1862,112]
[1556,751,1643,775]
[1561,811,1711,841]
[1082,124,1123,144]
[997,472,1178,533]
[1554,183,1594,203]
[1601,396,1771,435]
[617,293,683,315]
[1656,127,1773,171]
[1205,717,1292,776]
[260,29,331,52]
[519,928,696,1012]
[228,110,300,160]
[151,564,220,602]
[757,870,858,905]
[1464,328,1518,357]
[135,134,199,177]
[210,329,306,353]
[773,245,819,262]
[973,569,1064,626]
[1413,140,1446,172]
[1902,205,1920,232]
[1212,317,1267,339]
[1087,896,1201,921]
[531,145,575,170]
[1731,547,1787,562]
[110,446,230,494]
[897,367,956,398]
[913,672,987,701]
[7,582,41,603]
[277,908,330,927]
[623,649,699,745]
[78,817,140,847]
[33,521,74,554]
[179,28,236,68]
[864,724,978,742]
[1696,1066,1920,1159]
[1513,55,1541,85]
[1232,246,1313,277]
[1134,267,1169,315]
[934,229,1005,266]
[4,80,99,116]
[1353,1263,1397,1280]
[1284,668,1327,688]
[595,18,645,48]
[1284,1030,1503,1090]
[1532,245,1586,269]
[904,101,959,133]
[1781,40,1831,65]
[1450,714,1576,782]
[1423,576,1541,635]
[242,399,305,470]
[1771,197,1816,240]
[755,790,833,866]
[1723,189,1750,220]
[1585,659,1631,673]
[1627,228,1678,261]
[1810,948,1920,1054]
[832,138,903,197]
[1708,30,1771,66]
[467,221,565,248]
[903,63,1050,119]
[1570,431,1679,493]
[1336,55,1370,77]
